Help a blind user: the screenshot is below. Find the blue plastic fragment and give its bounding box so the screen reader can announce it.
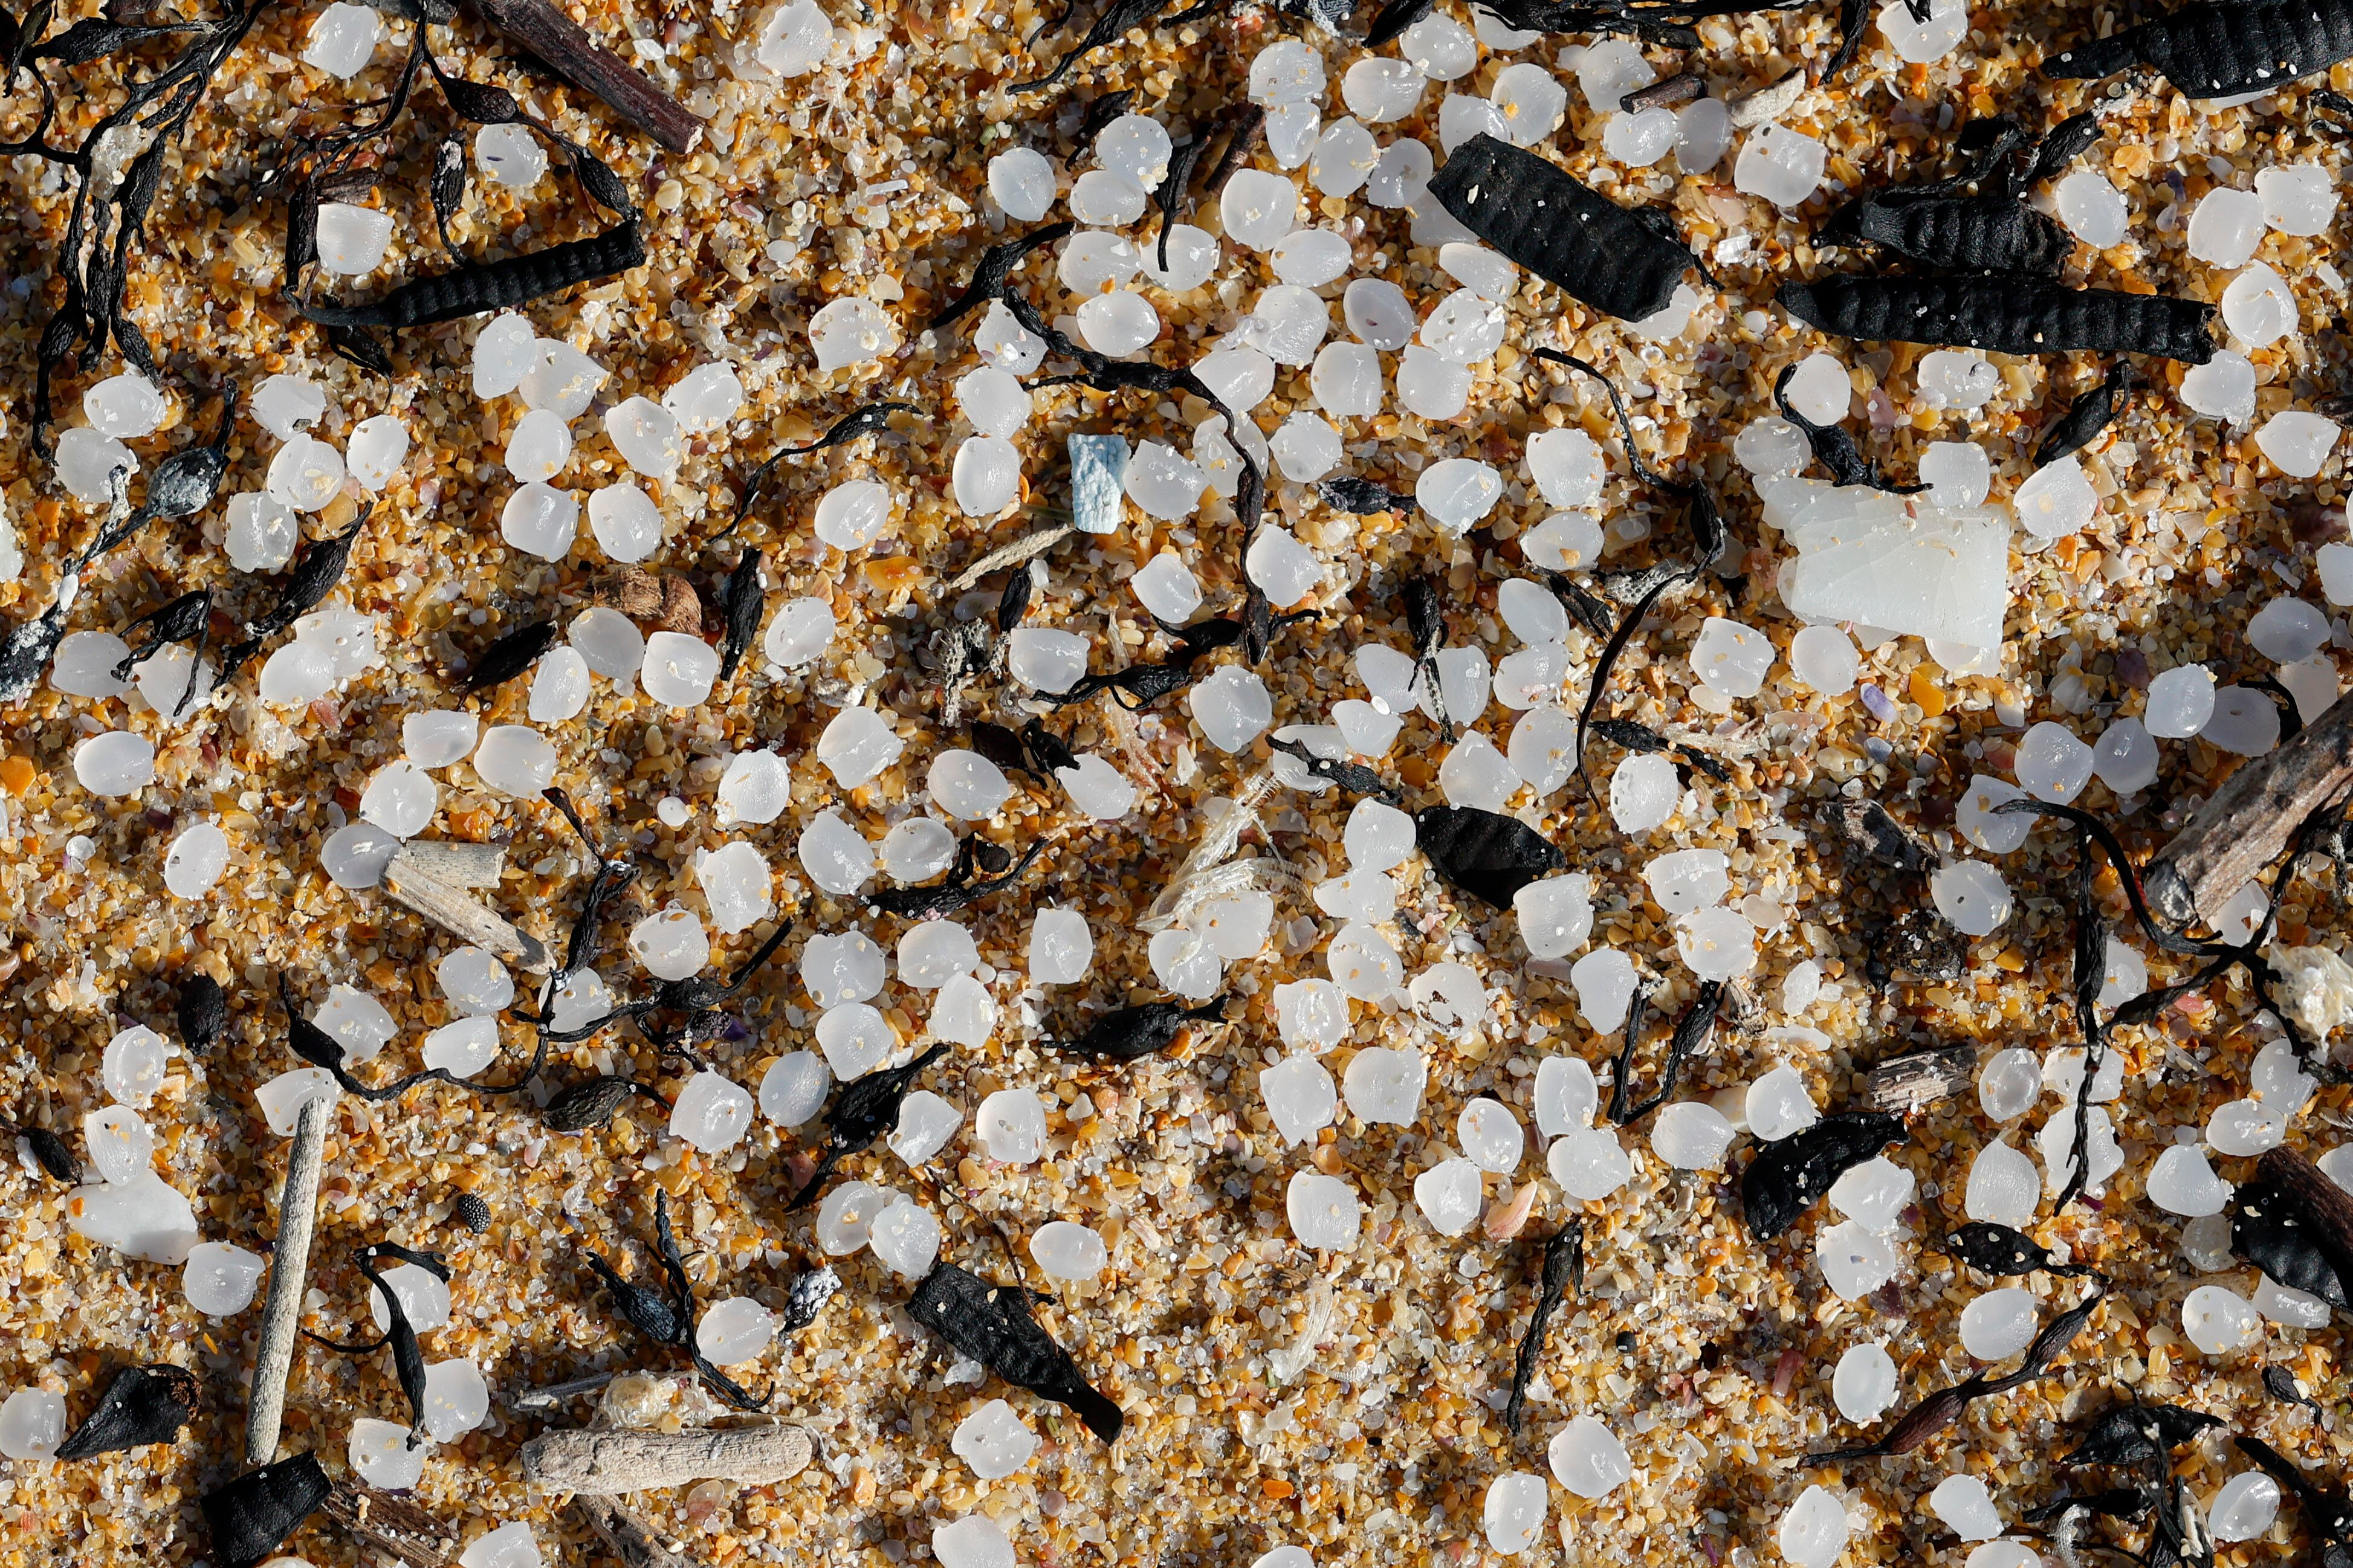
[1068,434,1130,535]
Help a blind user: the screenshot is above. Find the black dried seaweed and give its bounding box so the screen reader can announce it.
[1268,738,1402,804]
[778,1265,843,1334]
[1773,362,1921,493]
[1831,800,1932,874]
[1403,575,1449,739]
[1075,87,1135,143]
[584,1191,767,1410]
[929,222,1075,330]
[1316,476,1413,515]
[177,972,228,1054]
[2231,1176,2352,1309]
[908,1263,1123,1442]
[1549,573,1617,640]
[2034,361,2134,469]
[109,589,213,716]
[544,1074,672,1132]
[454,1192,493,1233]
[1608,979,1720,1127]
[870,838,1049,921]
[997,558,1040,634]
[1011,0,1171,94]
[54,1363,198,1460]
[1415,805,1566,909]
[305,1242,449,1445]
[1020,718,1078,776]
[971,721,1032,779]
[7,1121,78,1182]
[1361,0,1430,44]
[537,784,641,987]
[2022,1486,2154,1526]
[1048,998,1226,1062]
[2237,1434,2353,1563]
[1151,131,1207,273]
[2265,1364,2323,1416]
[716,548,765,681]
[1938,1221,2099,1279]
[2065,1404,2225,1468]
[1740,1111,1903,1240]
[786,1044,952,1210]
[202,1453,332,1568]
[2047,0,2353,100]
[221,519,367,670]
[79,384,240,564]
[1817,114,2080,277]
[529,917,795,1063]
[1426,134,1698,323]
[1503,1223,1582,1433]
[1778,274,2217,364]
[1808,1286,2102,1462]
[459,618,557,692]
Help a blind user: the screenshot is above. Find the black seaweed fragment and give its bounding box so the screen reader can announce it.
[1150,131,1207,273]
[1268,738,1402,804]
[54,1363,198,1460]
[454,1192,493,1233]
[1020,718,1078,776]
[305,1242,450,1446]
[176,971,228,1054]
[786,1044,951,1210]
[1403,575,1449,739]
[202,1453,332,1568]
[1316,476,1413,515]
[2034,361,2134,469]
[1361,0,1431,45]
[544,1074,672,1132]
[5,1120,77,1182]
[1773,362,1921,493]
[2231,1175,2352,1309]
[908,1262,1124,1441]
[1075,87,1136,144]
[528,916,796,1065]
[1831,799,1932,874]
[928,222,1075,330]
[1011,0,1172,94]
[1740,1111,1903,1240]
[1503,1223,1582,1433]
[1415,805,1565,909]
[2065,1404,2225,1468]
[869,837,1049,921]
[583,1191,767,1410]
[1607,978,1719,1126]
[1938,1221,2099,1280]
[78,384,241,564]
[2264,1364,2324,1416]
[1817,114,2082,277]
[1778,274,2218,364]
[109,589,213,716]
[716,548,765,681]
[220,520,367,671]
[2236,1434,2353,1564]
[2047,0,2353,101]
[1047,998,1226,1062]
[459,618,557,692]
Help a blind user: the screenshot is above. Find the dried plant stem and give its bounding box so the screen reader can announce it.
[1863,1042,1977,1114]
[465,0,702,153]
[384,846,552,973]
[576,1497,699,1567]
[246,1092,332,1465]
[322,1480,455,1568]
[2146,688,2353,928]
[519,1424,816,1494]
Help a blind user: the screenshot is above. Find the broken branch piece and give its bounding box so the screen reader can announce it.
[519,1424,817,1495]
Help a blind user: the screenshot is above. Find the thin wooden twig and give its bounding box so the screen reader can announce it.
[2146,688,2353,928]
[392,839,506,888]
[246,1091,332,1465]
[520,1425,816,1495]
[576,1497,699,1568]
[323,1480,455,1568]
[384,845,552,974]
[464,0,702,154]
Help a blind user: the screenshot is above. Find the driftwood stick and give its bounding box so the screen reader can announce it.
[1863,1042,1976,1115]
[465,0,702,154]
[246,1092,332,1465]
[392,839,507,888]
[2257,1147,2353,1268]
[577,1497,700,1568]
[323,1480,455,1568]
[2147,688,2353,928]
[946,524,1073,595]
[520,1425,817,1495]
[507,1369,618,1412]
[384,847,553,974]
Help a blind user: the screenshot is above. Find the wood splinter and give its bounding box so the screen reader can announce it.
[1862,1042,1977,1115]
[466,0,702,155]
[577,1497,699,1568]
[2146,688,2353,929]
[245,1092,333,1465]
[520,1424,817,1495]
[383,844,552,975]
[323,1479,456,1568]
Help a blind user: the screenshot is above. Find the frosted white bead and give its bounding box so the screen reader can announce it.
[1124,439,1205,520]
[976,1088,1047,1164]
[1483,1472,1549,1556]
[499,482,578,560]
[2222,262,2296,347]
[1438,731,1519,810]
[1076,289,1160,356]
[988,147,1055,221]
[1746,1066,1819,1143]
[1645,848,1729,914]
[663,362,746,434]
[1271,227,1353,288]
[1976,1047,2039,1122]
[1515,874,1593,960]
[1028,908,1093,986]
[2182,1285,2259,1354]
[319,822,398,888]
[2187,186,2265,266]
[696,841,773,936]
[1932,860,2012,937]
[184,1241,266,1315]
[1817,1218,1900,1299]
[1652,1102,1736,1170]
[976,300,1047,373]
[2054,169,2129,247]
[1420,289,1507,365]
[1959,1286,2038,1360]
[1248,38,1324,104]
[1395,345,1472,419]
[808,296,899,373]
[815,1005,893,1079]
[899,921,980,992]
[100,1023,168,1108]
[1833,1342,1898,1424]
[933,1517,1017,1568]
[762,598,833,668]
[1190,666,1273,752]
[1222,169,1299,250]
[1571,948,1639,1033]
[315,202,393,274]
[800,931,885,1009]
[1735,124,1826,207]
[796,809,874,897]
[471,724,556,797]
[1490,61,1565,145]
[83,373,168,439]
[1965,1139,2040,1227]
[422,1015,500,1076]
[1458,1099,1525,1173]
[2210,1473,2282,1542]
[952,1399,1038,1480]
[436,946,513,1018]
[1310,117,1379,197]
[817,1182,884,1254]
[1287,1170,1362,1250]
[349,1416,426,1490]
[711,750,790,830]
[759,1051,830,1127]
[1029,1219,1108,1282]
[163,821,230,897]
[1130,553,1203,622]
[1413,1157,1483,1237]
[2182,349,2258,423]
[1691,617,1773,697]
[816,706,904,788]
[2093,716,2159,795]
[1274,979,1350,1053]
[1343,57,1423,122]
[1416,458,1502,534]
[928,750,1011,821]
[2203,686,2280,756]
[868,1197,942,1276]
[629,908,708,982]
[304,0,381,74]
[83,1105,151,1184]
[693,1297,777,1369]
[1438,92,1508,153]
[1549,1416,1632,1500]
[2259,164,2337,235]
[1931,1476,2003,1542]
[461,1521,544,1568]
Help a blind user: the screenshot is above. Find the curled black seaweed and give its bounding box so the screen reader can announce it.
[1503,1223,1582,1433]
[786,1044,952,1211]
[220,517,367,671]
[1938,1221,2099,1280]
[2034,361,2134,469]
[1416,805,1566,909]
[1740,1110,1903,1240]
[1317,476,1413,515]
[459,618,557,693]
[2264,1364,2323,1416]
[908,1262,1123,1441]
[524,917,795,1064]
[202,1452,332,1568]
[929,222,1076,330]
[1011,0,1173,94]
[583,1190,768,1410]
[870,837,1050,921]
[304,1242,449,1447]
[53,1363,198,1460]
[2230,1175,2352,1309]
[109,589,213,716]
[1048,998,1226,1062]
[1269,737,1403,804]
[1818,113,2083,277]
[716,547,765,682]
[1607,979,1721,1128]
[2065,1404,2224,1468]
[1773,362,1921,493]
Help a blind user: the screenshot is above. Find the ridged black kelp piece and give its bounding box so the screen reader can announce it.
[1808,1287,2102,1462]
[454,1192,493,1233]
[786,1044,952,1210]
[869,837,1049,920]
[1607,978,1715,1126]
[300,221,647,344]
[1316,475,1413,515]
[1075,88,1136,144]
[1773,362,1920,493]
[1778,275,2216,364]
[2231,1176,2352,1309]
[1831,800,1933,874]
[1741,1111,1905,1241]
[997,558,1038,634]
[1362,0,1431,44]
[1415,805,1565,909]
[54,1363,198,1460]
[1050,998,1226,1062]
[2065,1404,2225,1467]
[202,1453,332,1568]
[585,1191,766,1410]
[2034,361,2134,469]
[1269,738,1402,804]
[12,1122,77,1182]
[2046,0,2353,100]
[1503,1223,1582,1433]
[929,222,1076,329]
[1427,135,1698,323]
[908,1263,1124,1442]
[176,976,225,1057]
[1938,1222,2097,1280]
[545,1074,669,1132]
[778,1265,843,1333]
[221,520,367,669]
[1820,177,2072,277]
[716,549,765,680]
[459,618,556,692]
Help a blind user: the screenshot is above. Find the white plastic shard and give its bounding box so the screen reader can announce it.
[2210,1473,2283,1542]
[1029,1220,1108,1282]
[1735,124,1826,207]
[67,1172,199,1263]
[1931,1476,2003,1542]
[2202,686,2280,757]
[1833,1343,1898,1424]
[2055,169,2129,247]
[1288,1171,1361,1249]
[1691,617,1773,697]
[2187,186,2265,267]
[809,297,900,374]
[2259,411,2342,479]
[934,1517,1017,1568]
[1571,948,1638,1031]
[1414,1158,1484,1236]
[868,1198,942,1276]
[1817,1219,1900,1299]
[1965,1139,2039,1227]
[184,1240,266,1315]
[1779,1486,1850,1568]
[986,147,1055,221]
[316,202,395,274]
[1344,1046,1424,1123]
[1769,482,2007,648]
[1275,979,1350,1051]
[2182,350,2258,423]
[697,1297,776,1366]
[2259,164,2337,234]
[1788,625,1860,694]
[1191,666,1273,752]
[304,2,381,78]
[1262,1056,1339,1147]
[1960,1286,2038,1359]
[76,731,154,797]
[976,1089,1047,1164]
[953,1399,1038,1481]
[1880,0,1965,62]
[56,427,134,504]
[759,1052,830,1128]
[1652,1102,1736,1170]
